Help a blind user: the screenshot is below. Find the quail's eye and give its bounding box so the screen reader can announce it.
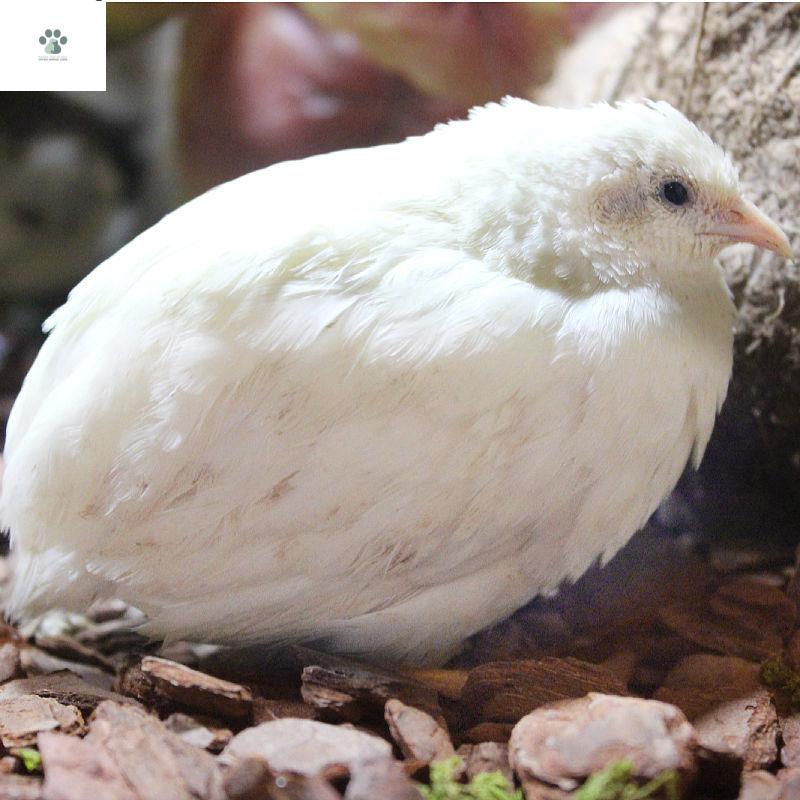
[660,180,690,207]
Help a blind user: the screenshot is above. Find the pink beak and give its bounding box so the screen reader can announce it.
[706,198,792,259]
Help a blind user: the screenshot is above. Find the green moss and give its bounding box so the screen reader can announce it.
[418,756,523,800]
[760,654,800,710]
[574,760,680,800]
[12,747,42,773]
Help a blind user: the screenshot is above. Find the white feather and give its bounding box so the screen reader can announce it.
[1,100,736,663]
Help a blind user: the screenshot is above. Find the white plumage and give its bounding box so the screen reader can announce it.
[1,99,790,664]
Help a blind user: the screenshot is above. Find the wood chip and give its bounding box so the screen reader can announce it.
[344,758,420,800]
[460,657,627,726]
[219,719,392,779]
[38,731,137,800]
[293,648,443,725]
[253,697,316,723]
[509,693,697,792]
[0,672,136,717]
[397,669,468,701]
[0,695,83,747]
[87,700,226,800]
[659,578,795,663]
[655,655,778,770]
[118,656,253,722]
[384,699,455,763]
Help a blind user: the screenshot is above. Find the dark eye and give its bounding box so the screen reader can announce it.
[660,180,690,207]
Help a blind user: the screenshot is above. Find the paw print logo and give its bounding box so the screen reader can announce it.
[38,29,67,54]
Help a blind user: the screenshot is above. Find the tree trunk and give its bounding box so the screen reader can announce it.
[539,2,800,535]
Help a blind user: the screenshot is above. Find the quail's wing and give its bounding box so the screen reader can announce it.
[1,153,564,629]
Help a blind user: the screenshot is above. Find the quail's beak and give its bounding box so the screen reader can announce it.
[706,198,793,258]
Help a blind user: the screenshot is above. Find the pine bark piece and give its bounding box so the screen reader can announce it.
[655,654,779,771]
[0,672,136,717]
[253,697,316,723]
[87,700,226,800]
[344,758,421,800]
[658,576,797,664]
[294,647,443,725]
[0,696,83,748]
[509,693,697,792]
[457,742,513,783]
[460,657,627,726]
[38,731,136,800]
[397,669,468,701]
[460,722,514,744]
[384,699,455,763]
[219,719,392,780]
[118,657,253,722]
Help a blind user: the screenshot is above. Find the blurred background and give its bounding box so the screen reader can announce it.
[0,1,600,447]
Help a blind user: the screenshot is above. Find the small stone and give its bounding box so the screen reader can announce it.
[777,767,800,798]
[738,770,782,800]
[219,719,392,779]
[655,655,778,771]
[0,773,43,800]
[509,693,697,792]
[344,758,420,800]
[223,759,342,800]
[780,714,800,768]
[384,699,455,763]
[0,756,17,774]
[38,731,136,800]
[87,700,225,800]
